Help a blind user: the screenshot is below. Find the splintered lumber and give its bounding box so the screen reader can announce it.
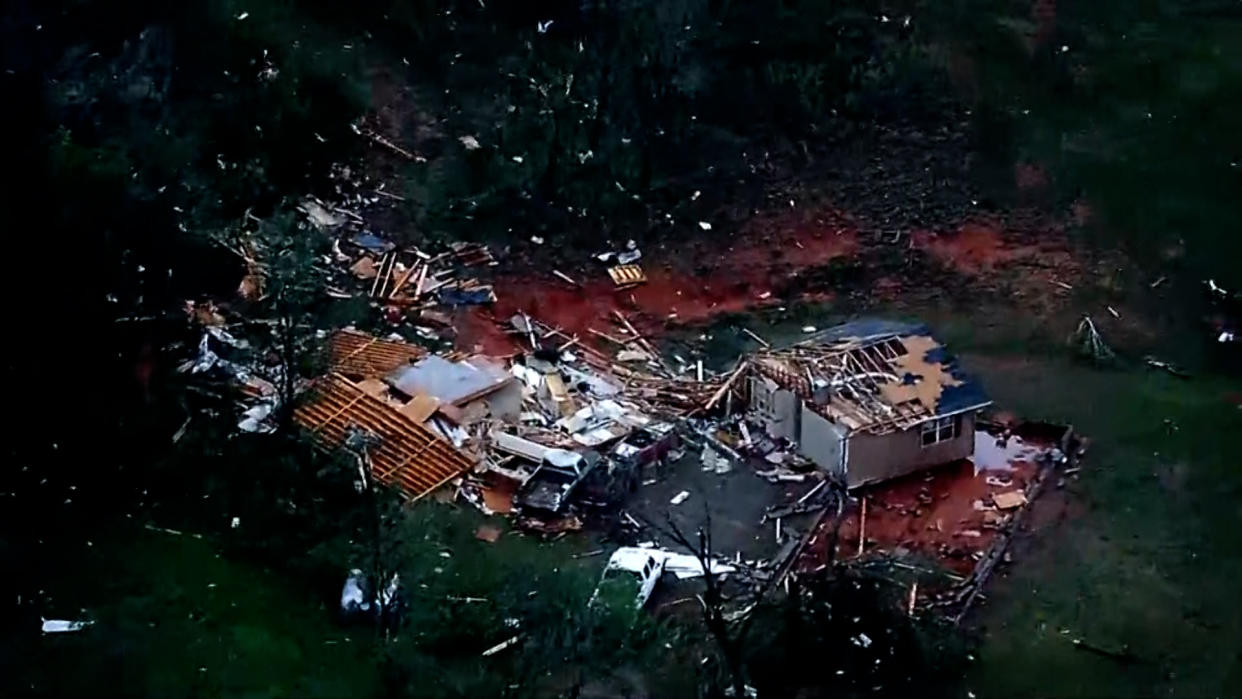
[611,310,670,375]
[704,362,748,411]
[552,270,580,287]
[361,129,418,161]
[741,327,771,348]
[370,253,391,297]
[588,328,631,346]
[389,261,421,298]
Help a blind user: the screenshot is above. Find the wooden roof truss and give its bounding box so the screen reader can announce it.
[753,335,936,435]
[293,374,474,500]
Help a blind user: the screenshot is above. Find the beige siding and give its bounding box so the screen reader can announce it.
[750,375,800,441]
[844,412,977,488]
[799,405,847,477]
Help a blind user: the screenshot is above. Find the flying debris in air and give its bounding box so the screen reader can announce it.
[537,20,554,34]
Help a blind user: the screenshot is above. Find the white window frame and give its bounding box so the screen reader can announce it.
[920,415,960,447]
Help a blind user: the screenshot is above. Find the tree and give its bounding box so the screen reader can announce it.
[221,205,330,429]
[658,508,760,699]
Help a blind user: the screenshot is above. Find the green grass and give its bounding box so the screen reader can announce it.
[710,297,1242,696]
[963,351,1242,697]
[12,528,379,698]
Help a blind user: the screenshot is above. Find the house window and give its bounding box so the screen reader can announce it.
[920,415,961,447]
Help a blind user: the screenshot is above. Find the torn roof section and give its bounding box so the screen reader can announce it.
[327,329,426,378]
[755,318,990,434]
[386,354,513,406]
[292,374,474,499]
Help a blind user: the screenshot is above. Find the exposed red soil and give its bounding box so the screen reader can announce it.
[456,207,1090,354]
[800,429,1054,576]
[458,215,859,352]
[912,222,1017,273]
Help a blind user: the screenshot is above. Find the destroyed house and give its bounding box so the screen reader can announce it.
[748,320,991,488]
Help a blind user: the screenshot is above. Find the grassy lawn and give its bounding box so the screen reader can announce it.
[9,528,379,698]
[964,350,1242,697]
[731,297,1242,695]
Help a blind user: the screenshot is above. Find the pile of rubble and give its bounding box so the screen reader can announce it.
[286,317,735,534]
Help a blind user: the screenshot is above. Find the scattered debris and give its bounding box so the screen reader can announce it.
[475,524,503,543]
[1144,356,1190,379]
[608,264,648,290]
[481,635,521,657]
[670,490,690,506]
[992,491,1027,510]
[41,618,93,634]
[1073,316,1115,363]
[552,269,579,287]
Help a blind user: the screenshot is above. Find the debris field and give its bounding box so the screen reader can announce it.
[179,197,1086,621]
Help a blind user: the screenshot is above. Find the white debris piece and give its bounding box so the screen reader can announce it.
[802,326,817,333]
[42,618,93,634]
[459,135,482,150]
[670,490,690,506]
[700,446,719,472]
[237,402,275,433]
[698,221,712,231]
[481,635,521,656]
[851,633,872,648]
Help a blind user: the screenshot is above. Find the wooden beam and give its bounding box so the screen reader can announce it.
[307,391,366,435]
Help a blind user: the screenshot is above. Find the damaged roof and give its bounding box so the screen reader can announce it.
[293,374,474,499]
[327,329,426,378]
[755,319,989,434]
[385,355,513,406]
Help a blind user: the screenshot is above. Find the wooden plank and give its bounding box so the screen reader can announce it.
[389,260,420,298]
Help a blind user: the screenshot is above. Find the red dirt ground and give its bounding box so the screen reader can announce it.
[456,214,859,353]
[912,222,1017,273]
[451,191,1089,357]
[800,428,1053,576]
